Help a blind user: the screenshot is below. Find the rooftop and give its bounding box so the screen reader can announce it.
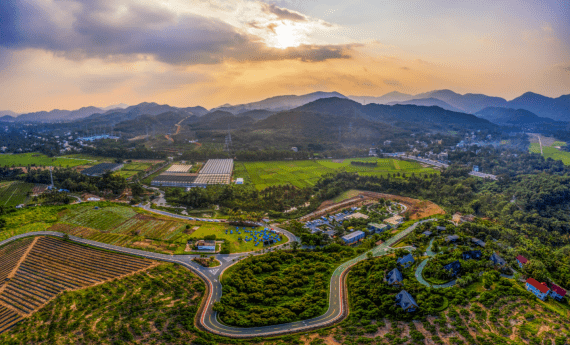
[551,283,567,297]
[526,278,549,294]
[342,230,365,241]
[516,255,528,264]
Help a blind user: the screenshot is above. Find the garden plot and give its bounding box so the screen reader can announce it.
[60,206,137,231]
[0,236,155,334]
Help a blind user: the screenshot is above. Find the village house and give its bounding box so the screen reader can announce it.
[526,278,550,300]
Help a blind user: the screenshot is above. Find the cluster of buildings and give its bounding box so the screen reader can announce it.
[340,215,404,245]
[514,254,567,301]
[385,254,421,312]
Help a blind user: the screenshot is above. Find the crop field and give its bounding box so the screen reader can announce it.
[529,142,570,165]
[234,158,436,190]
[56,204,272,253]
[0,181,34,207]
[0,236,155,334]
[0,153,91,167]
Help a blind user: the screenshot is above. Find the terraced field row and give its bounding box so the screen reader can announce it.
[0,306,22,334]
[0,236,155,334]
[0,238,34,285]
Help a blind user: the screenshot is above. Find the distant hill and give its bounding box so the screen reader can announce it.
[475,107,555,125]
[412,90,508,114]
[0,110,19,117]
[15,106,104,123]
[292,97,496,131]
[211,91,348,114]
[237,109,275,120]
[101,103,129,112]
[113,111,193,135]
[0,115,15,122]
[503,92,570,121]
[386,98,464,113]
[349,91,413,105]
[191,110,254,130]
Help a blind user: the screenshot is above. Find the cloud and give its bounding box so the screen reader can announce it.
[0,0,356,65]
[564,66,570,72]
[78,75,133,94]
[384,79,402,87]
[400,66,410,71]
[261,3,307,22]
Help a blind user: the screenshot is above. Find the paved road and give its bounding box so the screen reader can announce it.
[415,238,458,288]
[0,216,429,338]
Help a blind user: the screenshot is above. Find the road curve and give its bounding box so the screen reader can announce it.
[0,219,431,338]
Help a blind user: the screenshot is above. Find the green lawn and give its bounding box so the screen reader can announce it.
[190,223,287,253]
[0,153,91,167]
[234,158,436,190]
[529,142,570,165]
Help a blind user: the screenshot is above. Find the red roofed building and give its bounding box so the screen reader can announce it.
[516,255,528,268]
[526,278,550,300]
[549,283,567,301]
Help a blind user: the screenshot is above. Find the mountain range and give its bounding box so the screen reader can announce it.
[1,90,569,123]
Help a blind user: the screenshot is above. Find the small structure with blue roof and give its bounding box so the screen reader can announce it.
[368,223,390,234]
[422,231,432,237]
[397,254,415,268]
[385,268,404,286]
[443,260,461,277]
[395,290,418,312]
[471,238,486,247]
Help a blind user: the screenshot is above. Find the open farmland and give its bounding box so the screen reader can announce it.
[0,236,155,334]
[529,142,570,165]
[0,153,91,168]
[54,204,272,253]
[0,181,34,207]
[234,158,436,190]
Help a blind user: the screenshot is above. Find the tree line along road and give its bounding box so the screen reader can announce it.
[0,212,431,338]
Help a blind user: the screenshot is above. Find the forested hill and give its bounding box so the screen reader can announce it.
[293,97,498,131]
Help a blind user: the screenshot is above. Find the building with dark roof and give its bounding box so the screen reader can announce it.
[395,290,418,312]
[422,231,432,237]
[368,223,390,233]
[490,253,506,267]
[526,278,550,300]
[462,250,482,260]
[446,235,459,242]
[81,163,124,177]
[436,226,446,231]
[341,230,365,245]
[549,284,567,301]
[397,254,415,268]
[516,255,528,268]
[385,268,403,286]
[471,238,486,247]
[443,260,461,277]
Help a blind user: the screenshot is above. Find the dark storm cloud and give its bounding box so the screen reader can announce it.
[261,3,307,22]
[0,0,356,65]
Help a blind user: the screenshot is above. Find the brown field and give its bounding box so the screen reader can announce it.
[305,190,445,221]
[0,236,155,334]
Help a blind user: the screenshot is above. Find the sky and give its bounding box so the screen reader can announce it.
[0,0,569,113]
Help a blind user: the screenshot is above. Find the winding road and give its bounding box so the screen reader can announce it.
[0,211,431,338]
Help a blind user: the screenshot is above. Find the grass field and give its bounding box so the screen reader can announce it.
[0,153,91,167]
[234,158,435,190]
[529,142,570,165]
[0,181,34,207]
